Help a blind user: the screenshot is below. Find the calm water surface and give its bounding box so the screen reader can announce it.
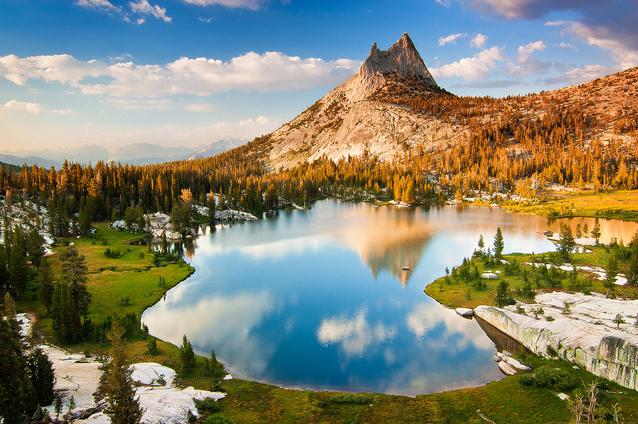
[142,200,638,395]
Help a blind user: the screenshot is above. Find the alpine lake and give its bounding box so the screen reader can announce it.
[142,200,638,396]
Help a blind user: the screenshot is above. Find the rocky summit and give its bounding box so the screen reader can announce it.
[258,33,459,169]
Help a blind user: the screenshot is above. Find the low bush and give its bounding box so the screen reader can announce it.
[520,366,577,392]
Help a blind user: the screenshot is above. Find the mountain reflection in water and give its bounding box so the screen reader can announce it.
[143,200,638,395]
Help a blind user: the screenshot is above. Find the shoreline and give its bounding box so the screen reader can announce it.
[17,199,638,423]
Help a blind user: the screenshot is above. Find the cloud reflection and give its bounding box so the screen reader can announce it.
[143,291,277,376]
[317,309,396,357]
[406,303,494,351]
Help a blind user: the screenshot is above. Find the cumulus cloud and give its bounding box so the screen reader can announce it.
[468,1,637,69]
[76,0,173,24]
[182,0,263,9]
[76,0,120,12]
[543,64,612,85]
[0,100,73,115]
[509,40,550,76]
[430,46,504,80]
[468,0,598,19]
[562,21,638,69]
[129,0,172,23]
[518,41,545,62]
[1,100,43,114]
[470,33,487,48]
[438,33,465,46]
[317,309,396,357]
[0,52,359,98]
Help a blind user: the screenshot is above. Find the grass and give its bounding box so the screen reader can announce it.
[17,224,638,423]
[425,248,638,309]
[503,190,638,222]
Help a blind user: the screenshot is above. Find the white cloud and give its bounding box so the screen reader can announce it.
[468,0,599,19]
[544,64,612,85]
[75,0,120,12]
[107,98,172,110]
[129,0,172,23]
[430,46,504,80]
[198,16,213,23]
[517,40,545,62]
[470,33,488,48]
[568,21,638,69]
[0,52,359,98]
[508,40,549,76]
[545,20,637,69]
[182,0,263,10]
[317,309,396,357]
[438,33,465,46]
[558,42,575,49]
[1,100,43,114]
[0,100,73,115]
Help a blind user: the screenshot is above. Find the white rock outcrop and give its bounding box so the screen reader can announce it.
[475,292,638,390]
[40,344,226,424]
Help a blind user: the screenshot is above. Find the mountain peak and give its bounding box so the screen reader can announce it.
[360,33,437,86]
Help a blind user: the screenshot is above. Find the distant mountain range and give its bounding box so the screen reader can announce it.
[0,139,245,168]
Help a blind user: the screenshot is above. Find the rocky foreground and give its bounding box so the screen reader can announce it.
[474,292,638,391]
[18,314,225,423]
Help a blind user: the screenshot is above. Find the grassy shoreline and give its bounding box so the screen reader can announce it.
[17,220,638,423]
[501,190,638,222]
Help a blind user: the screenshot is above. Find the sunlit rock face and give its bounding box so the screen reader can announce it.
[475,292,638,391]
[263,33,462,169]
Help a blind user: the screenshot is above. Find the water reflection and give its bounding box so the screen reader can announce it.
[143,200,638,395]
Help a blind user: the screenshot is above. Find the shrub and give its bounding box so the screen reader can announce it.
[520,366,577,391]
[195,397,222,414]
[204,414,234,424]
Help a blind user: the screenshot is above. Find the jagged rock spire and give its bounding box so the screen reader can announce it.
[359,33,438,88]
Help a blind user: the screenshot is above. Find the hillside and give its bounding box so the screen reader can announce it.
[236,33,637,175]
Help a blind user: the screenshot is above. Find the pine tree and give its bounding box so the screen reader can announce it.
[38,259,55,314]
[557,224,575,261]
[60,246,91,316]
[51,281,79,343]
[0,295,34,423]
[604,255,619,297]
[493,227,504,259]
[628,231,638,286]
[180,335,196,375]
[478,234,484,250]
[495,280,511,307]
[98,322,144,424]
[26,347,55,407]
[591,218,601,245]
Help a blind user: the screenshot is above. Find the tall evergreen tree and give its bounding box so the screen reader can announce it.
[180,335,196,375]
[591,218,601,245]
[60,246,91,328]
[0,295,35,423]
[604,255,619,297]
[628,231,638,286]
[493,227,505,259]
[51,281,79,343]
[97,322,144,424]
[557,224,576,261]
[38,259,55,314]
[26,347,55,407]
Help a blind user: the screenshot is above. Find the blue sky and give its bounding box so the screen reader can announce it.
[0,0,636,152]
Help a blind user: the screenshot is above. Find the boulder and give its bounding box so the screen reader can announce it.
[455,307,474,318]
[475,292,638,391]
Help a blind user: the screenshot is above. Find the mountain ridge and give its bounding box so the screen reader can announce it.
[230,33,637,171]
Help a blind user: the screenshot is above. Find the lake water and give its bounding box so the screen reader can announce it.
[142,200,638,395]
